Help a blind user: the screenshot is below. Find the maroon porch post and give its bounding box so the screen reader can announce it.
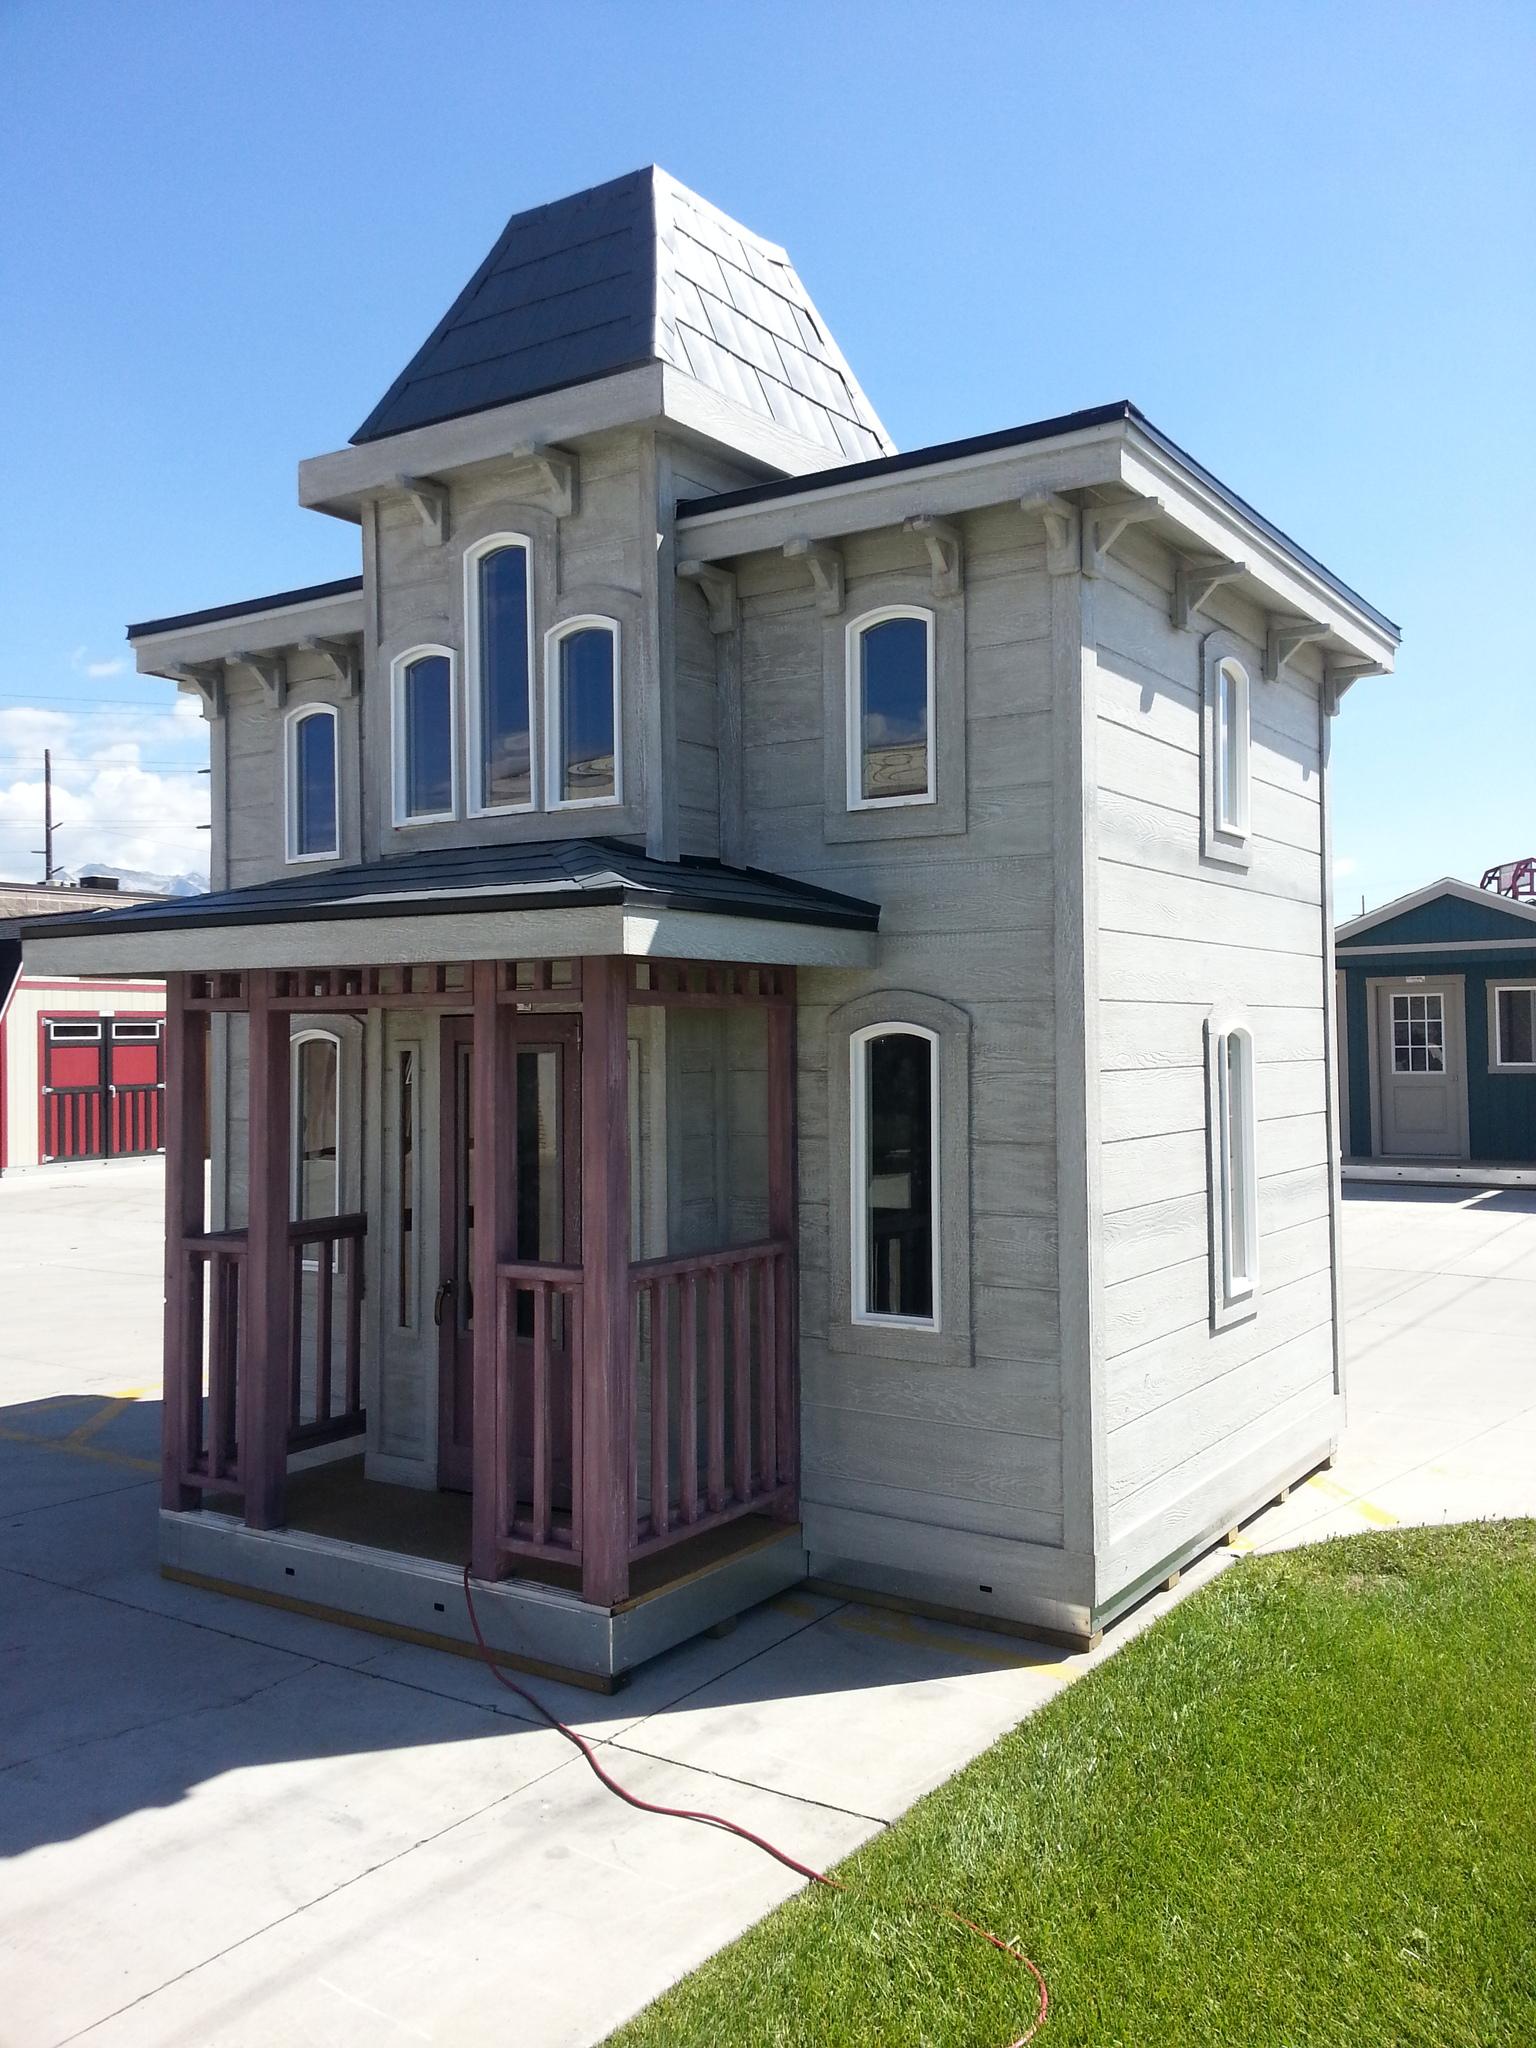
[470,960,512,1581]
[161,973,207,1510]
[579,954,632,1605]
[766,977,799,1509]
[241,968,292,1530]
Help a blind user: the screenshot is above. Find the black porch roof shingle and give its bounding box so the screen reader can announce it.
[22,839,880,943]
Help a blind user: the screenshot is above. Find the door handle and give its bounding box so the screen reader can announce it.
[433,1279,454,1326]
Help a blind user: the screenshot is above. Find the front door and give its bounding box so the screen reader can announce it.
[436,1014,580,1492]
[1376,980,1468,1158]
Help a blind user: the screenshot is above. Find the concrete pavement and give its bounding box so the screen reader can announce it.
[1,1161,1531,2045]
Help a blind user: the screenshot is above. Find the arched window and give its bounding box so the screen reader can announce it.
[1214,657,1251,838]
[466,536,534,812]
[391,646,457,823]
[546,617,620,807]
[291,1030,341,1228]
[850,1024,939,1327]
[1209,1020,1259,1319]
[285,705,339,861]
[846,607,934,809]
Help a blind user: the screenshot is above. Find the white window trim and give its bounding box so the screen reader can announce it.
[1207,1015,1260,1327]
[463,532,537,817]
[284,703,340,863]
[544,615,622,810]
[1489,981,1536,1071]
[390,644,459,826]
[848,1021,941,1332]
[1215,657,1251,839]
[844,604,937,812]
[291,1028,342,1267]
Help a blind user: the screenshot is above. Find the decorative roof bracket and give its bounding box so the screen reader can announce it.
[1172,551,1244,631]
[903,515,963,598]
[1265,614,1331,683]
[232,649,287,709]
[1322,657,1387,715]
[304,635,363,697]
[1019,492,1079,577]
[396,473,450,546]
[783,536,845,616]
[508,440,579,519]
[677,559,739,634]
[166,662,226,720]
[1081,498,1161,577]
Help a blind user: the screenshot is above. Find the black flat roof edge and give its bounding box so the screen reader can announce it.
[24,880,880,943]
[128,576,364,642]
[676,399,1399,639]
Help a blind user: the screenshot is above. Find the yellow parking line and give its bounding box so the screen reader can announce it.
[1304,1471,1398,1527]
[0,1426,157,1476]
[64,1396,137,1446]
[832,1605,1064,1672]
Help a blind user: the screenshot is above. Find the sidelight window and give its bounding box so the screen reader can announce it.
[1208,1019,1259,1323]
[850,1024,938,1327]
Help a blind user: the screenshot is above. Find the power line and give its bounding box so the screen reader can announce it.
[0,759,209,775]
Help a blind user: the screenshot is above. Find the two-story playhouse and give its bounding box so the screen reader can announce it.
[25,169,1398,1680]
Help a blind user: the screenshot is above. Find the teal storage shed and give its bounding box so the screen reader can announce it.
[1336,873,1536,1181]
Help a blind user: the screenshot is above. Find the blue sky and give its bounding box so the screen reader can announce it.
[1,0,1530,898]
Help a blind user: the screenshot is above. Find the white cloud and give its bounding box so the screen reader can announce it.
[1333,856,1358,880]
[0,702,209,882]
[86,658,128,678]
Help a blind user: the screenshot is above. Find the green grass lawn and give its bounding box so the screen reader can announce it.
[608,1522,1536,2048]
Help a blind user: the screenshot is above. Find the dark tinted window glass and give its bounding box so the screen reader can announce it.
[559,627,616,801]
[295,712,337,855]
[478,545,531,807]
[864,1031,934,1319]
[1499,988,1535,1065]
[859,616,929,801]
[403,655,453,816]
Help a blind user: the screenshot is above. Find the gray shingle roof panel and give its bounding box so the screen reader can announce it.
[351,168,893,459]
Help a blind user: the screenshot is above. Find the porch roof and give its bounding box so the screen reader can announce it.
[20,837,880,976]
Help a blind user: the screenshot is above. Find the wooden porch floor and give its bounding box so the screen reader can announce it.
[258,1457,790,1606]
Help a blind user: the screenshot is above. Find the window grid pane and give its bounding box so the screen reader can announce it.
[859,616,929,801]
[404,656,453,816]
[559,627,616,801]
[478,546,532,808]
[1392,991,1445,1073]
[295,712,338,856]
[863,1032,934,1320]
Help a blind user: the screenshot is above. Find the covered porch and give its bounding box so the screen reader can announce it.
[24,842,878,1679]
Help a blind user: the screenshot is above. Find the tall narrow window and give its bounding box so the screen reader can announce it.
[851,1025,938,1327]
[397,1047,416,1327]
[1215,658,1251,837]
[547,617,620,806]
[393,648,456,822]
[847,608,934,808]
[292,1032,340,1226]
[286,706,339,861]
[1210,1020,1259,1321]
[469,538,533,811]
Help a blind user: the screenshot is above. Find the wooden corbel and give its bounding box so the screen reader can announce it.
[1172,552,1244,631]
[1264,615,1331,683]
[1322,658,1386,715]
[677,559,739,634]
[304,635,362,697]
[783,536,844,616]
[166,662,226,720]
[232,649,287,708]
[1019,492,1079,577]
[903,515,963,598]
[509,440,579,519]
[1081,498,1160,577]
[395,474,450,546]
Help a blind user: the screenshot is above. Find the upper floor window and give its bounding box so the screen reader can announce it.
[1215,658,1251,837]
[467,536,534,813]
[285,705,338,862]
[850,1023,938,1329]
[846,607,934,809]
[1208,1019,1259,1325]
[546,617,620,807]
[392,646,457,824]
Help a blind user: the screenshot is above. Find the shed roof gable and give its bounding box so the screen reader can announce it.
[1337,877,1536,951]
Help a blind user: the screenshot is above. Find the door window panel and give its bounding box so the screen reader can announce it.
[1392,991,1445,1073]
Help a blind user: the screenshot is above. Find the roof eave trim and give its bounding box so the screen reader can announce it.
[1336,875,1536,943]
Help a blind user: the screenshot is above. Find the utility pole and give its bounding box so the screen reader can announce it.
[43,748,56,882]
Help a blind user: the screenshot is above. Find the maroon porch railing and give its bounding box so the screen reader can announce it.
[630,1239,794,1557]
[288,1214,366,1447]
[493,1262,584,1564]
[175,1230,244,1491]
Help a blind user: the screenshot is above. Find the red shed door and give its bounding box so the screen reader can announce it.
[41,1017,106,1161]
[108,1016,165,1155]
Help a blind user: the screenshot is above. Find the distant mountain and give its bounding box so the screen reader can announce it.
[57,864,206,898]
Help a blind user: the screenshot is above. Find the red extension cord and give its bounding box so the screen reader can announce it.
[461,1566,1049,2045]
